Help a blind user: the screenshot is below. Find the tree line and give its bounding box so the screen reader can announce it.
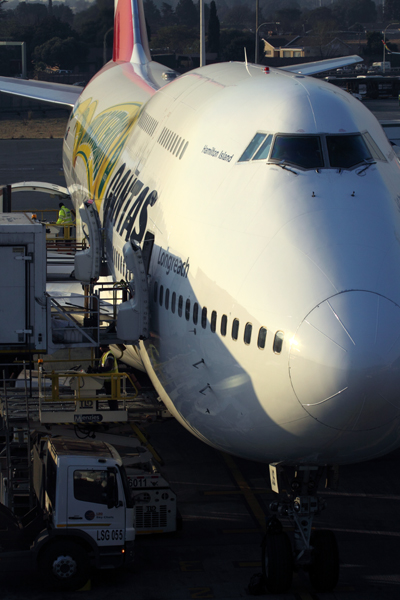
[0,0,399,75]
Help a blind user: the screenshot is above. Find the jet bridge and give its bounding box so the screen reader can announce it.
[0,198,154,427]
[0,201,150,352]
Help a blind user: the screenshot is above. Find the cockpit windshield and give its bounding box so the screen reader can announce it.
[238,131,386,170]
[326,134,372,168]
[270,136,324,169]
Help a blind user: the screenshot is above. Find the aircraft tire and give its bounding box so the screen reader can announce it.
[308,529,339,592]
[262,531,293,593]
[39,539,90,591]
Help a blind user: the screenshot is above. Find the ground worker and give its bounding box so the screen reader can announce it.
[56,202,75,242]
[87,345,119,410]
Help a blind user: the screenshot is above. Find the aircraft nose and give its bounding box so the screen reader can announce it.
[289,291,400,431]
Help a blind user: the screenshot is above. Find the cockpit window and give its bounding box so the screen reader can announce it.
[326,134,372,168]
[362,132,386,162]
[238,133,266,162]
[253,135,273,160]
[270,135,324,169]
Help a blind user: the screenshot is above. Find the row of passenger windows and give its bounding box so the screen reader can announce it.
[238,131,386,170]
[153,281,284,354]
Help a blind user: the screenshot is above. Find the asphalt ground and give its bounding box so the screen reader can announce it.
[1,99,400,600]
[1,418,400,600]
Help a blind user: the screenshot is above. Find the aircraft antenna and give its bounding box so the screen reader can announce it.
[244,48,252,76]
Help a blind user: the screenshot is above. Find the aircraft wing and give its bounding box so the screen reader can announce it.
[280,55,363,76]
[0,77,82,109]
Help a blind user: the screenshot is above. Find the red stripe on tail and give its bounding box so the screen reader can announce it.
[113,0,134,62]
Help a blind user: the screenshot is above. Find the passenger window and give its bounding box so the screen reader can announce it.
[159,285,164,307]
[171,292,176,314]
[232,319,239,340]
[273,331,284,354]
[258,327,267,349]
[326,134,371,168]
[185,299,191,321]
[193,302,199,325]
[238,133,266,162]
[270,135,324,168]
[178,295,183,317]
[165,288,170,310]
[244,323,252,345]
[201,307,207,329]
[253,135,273,160]
[153,281,158,303]
[221,315,227,336]
[211,311,217,333]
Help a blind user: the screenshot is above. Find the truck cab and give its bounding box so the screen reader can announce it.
[1,436,135,590]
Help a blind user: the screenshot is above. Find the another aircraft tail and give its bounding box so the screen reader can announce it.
[113,0,151,65]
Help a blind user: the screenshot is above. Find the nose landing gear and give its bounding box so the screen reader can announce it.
[260,464,339,594]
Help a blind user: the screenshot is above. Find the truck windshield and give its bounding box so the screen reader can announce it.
[270,135,324,168]
[326,134,372,168]
[74,469,114,505]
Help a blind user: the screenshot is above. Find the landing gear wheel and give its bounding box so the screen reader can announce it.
[39,540,90,591]
[262,531,293,593]
[308,529,339,592]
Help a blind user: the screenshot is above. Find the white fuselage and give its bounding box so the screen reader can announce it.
[63,60,400,466]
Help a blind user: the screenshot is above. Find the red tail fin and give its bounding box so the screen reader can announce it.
[113,0,151,64]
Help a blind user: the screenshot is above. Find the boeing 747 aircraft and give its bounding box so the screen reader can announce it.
[2,1,400,591]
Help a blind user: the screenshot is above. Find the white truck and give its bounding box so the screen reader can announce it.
[0,436,135,590]
[371,61,391,72]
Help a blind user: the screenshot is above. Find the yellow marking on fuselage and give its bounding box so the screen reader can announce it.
[72,97,142,210]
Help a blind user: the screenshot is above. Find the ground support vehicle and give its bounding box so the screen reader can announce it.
[0,435,135,590]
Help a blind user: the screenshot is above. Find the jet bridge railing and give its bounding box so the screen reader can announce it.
[12,208,58,221]
[37,370,139,424]
[46,282,135,351]
[38,371,139,403]
[47,293,100,350]
[1,359,163,426]
[1,361,35,402]
[11,210,85,252]
[95,282,133,324]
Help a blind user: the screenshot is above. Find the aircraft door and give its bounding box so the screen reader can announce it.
[116,241,149,343]
[74,199,102,283]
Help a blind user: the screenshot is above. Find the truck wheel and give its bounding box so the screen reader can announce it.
[39,540,90,590]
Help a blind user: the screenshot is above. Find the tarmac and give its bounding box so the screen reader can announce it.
[1,416,400,600]
[1,99,400,600]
